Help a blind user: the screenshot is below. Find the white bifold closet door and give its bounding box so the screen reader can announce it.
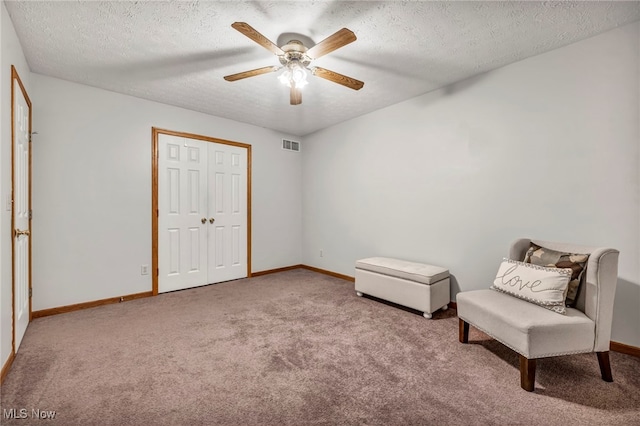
[158,134,248,293]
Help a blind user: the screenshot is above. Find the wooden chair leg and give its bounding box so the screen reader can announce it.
[597,351,613,382]
[459,318,469,343]
[519,355,536,392]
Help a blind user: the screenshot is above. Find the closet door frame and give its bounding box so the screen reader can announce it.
[151,127,252,296]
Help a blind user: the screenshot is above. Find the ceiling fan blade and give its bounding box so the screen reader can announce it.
[310,67,364,90]
[231,22,284,56]
[306,28,356,60]
[224,66,279,82]
[290,86,302,105]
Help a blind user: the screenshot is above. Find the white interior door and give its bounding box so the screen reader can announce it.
[158,135,209,293]
[158,133,248,293]
[13,72,31,351]
[208,144,248,283]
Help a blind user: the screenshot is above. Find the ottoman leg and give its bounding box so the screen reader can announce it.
[356,291,363,297]
[441,304,449,311]
[423,312,432,319]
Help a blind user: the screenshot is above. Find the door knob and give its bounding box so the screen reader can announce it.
[209,218,215,224]
[201,218,207,224]
[14,229,30,238]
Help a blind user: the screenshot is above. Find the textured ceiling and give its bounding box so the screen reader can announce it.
[5,1,640,136]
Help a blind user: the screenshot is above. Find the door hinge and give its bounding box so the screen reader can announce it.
[28,210,32,220]
[29,288,32,298]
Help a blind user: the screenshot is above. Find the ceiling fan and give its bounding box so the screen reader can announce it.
[224,22,364,105]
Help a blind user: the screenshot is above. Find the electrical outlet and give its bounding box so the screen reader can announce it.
[141,264,149,275]
[320,249,323,258]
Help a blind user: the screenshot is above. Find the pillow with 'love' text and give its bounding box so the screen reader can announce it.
[491,258,572,314]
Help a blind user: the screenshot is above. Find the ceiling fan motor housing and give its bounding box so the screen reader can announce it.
[279,40,311,67]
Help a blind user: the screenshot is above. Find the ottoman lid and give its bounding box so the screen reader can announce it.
[355,257,449,285]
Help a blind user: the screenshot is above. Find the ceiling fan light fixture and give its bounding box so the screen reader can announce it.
[278,69,292,87]
[279,61,308,89]
[292,70,308,89]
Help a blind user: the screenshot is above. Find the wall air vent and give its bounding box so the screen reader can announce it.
[282,139,301,152]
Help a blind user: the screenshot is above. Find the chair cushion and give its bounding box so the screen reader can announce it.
[355,257,449,285]
[457,289,595,359]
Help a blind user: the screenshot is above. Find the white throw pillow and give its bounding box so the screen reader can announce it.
[491,258,572,314]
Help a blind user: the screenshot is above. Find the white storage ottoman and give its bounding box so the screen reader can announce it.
[355,257,450,319]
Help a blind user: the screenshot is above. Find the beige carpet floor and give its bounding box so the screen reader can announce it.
[1,269,639,425]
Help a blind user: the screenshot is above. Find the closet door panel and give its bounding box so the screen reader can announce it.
[207,144,248,283]
[158,135,208,293]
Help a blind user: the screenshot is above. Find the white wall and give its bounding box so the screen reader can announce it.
[30,74,302,311]
[1,2,31,371]
[302,23,640,347]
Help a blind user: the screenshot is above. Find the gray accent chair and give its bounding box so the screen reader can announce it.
[456,239,619,391]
